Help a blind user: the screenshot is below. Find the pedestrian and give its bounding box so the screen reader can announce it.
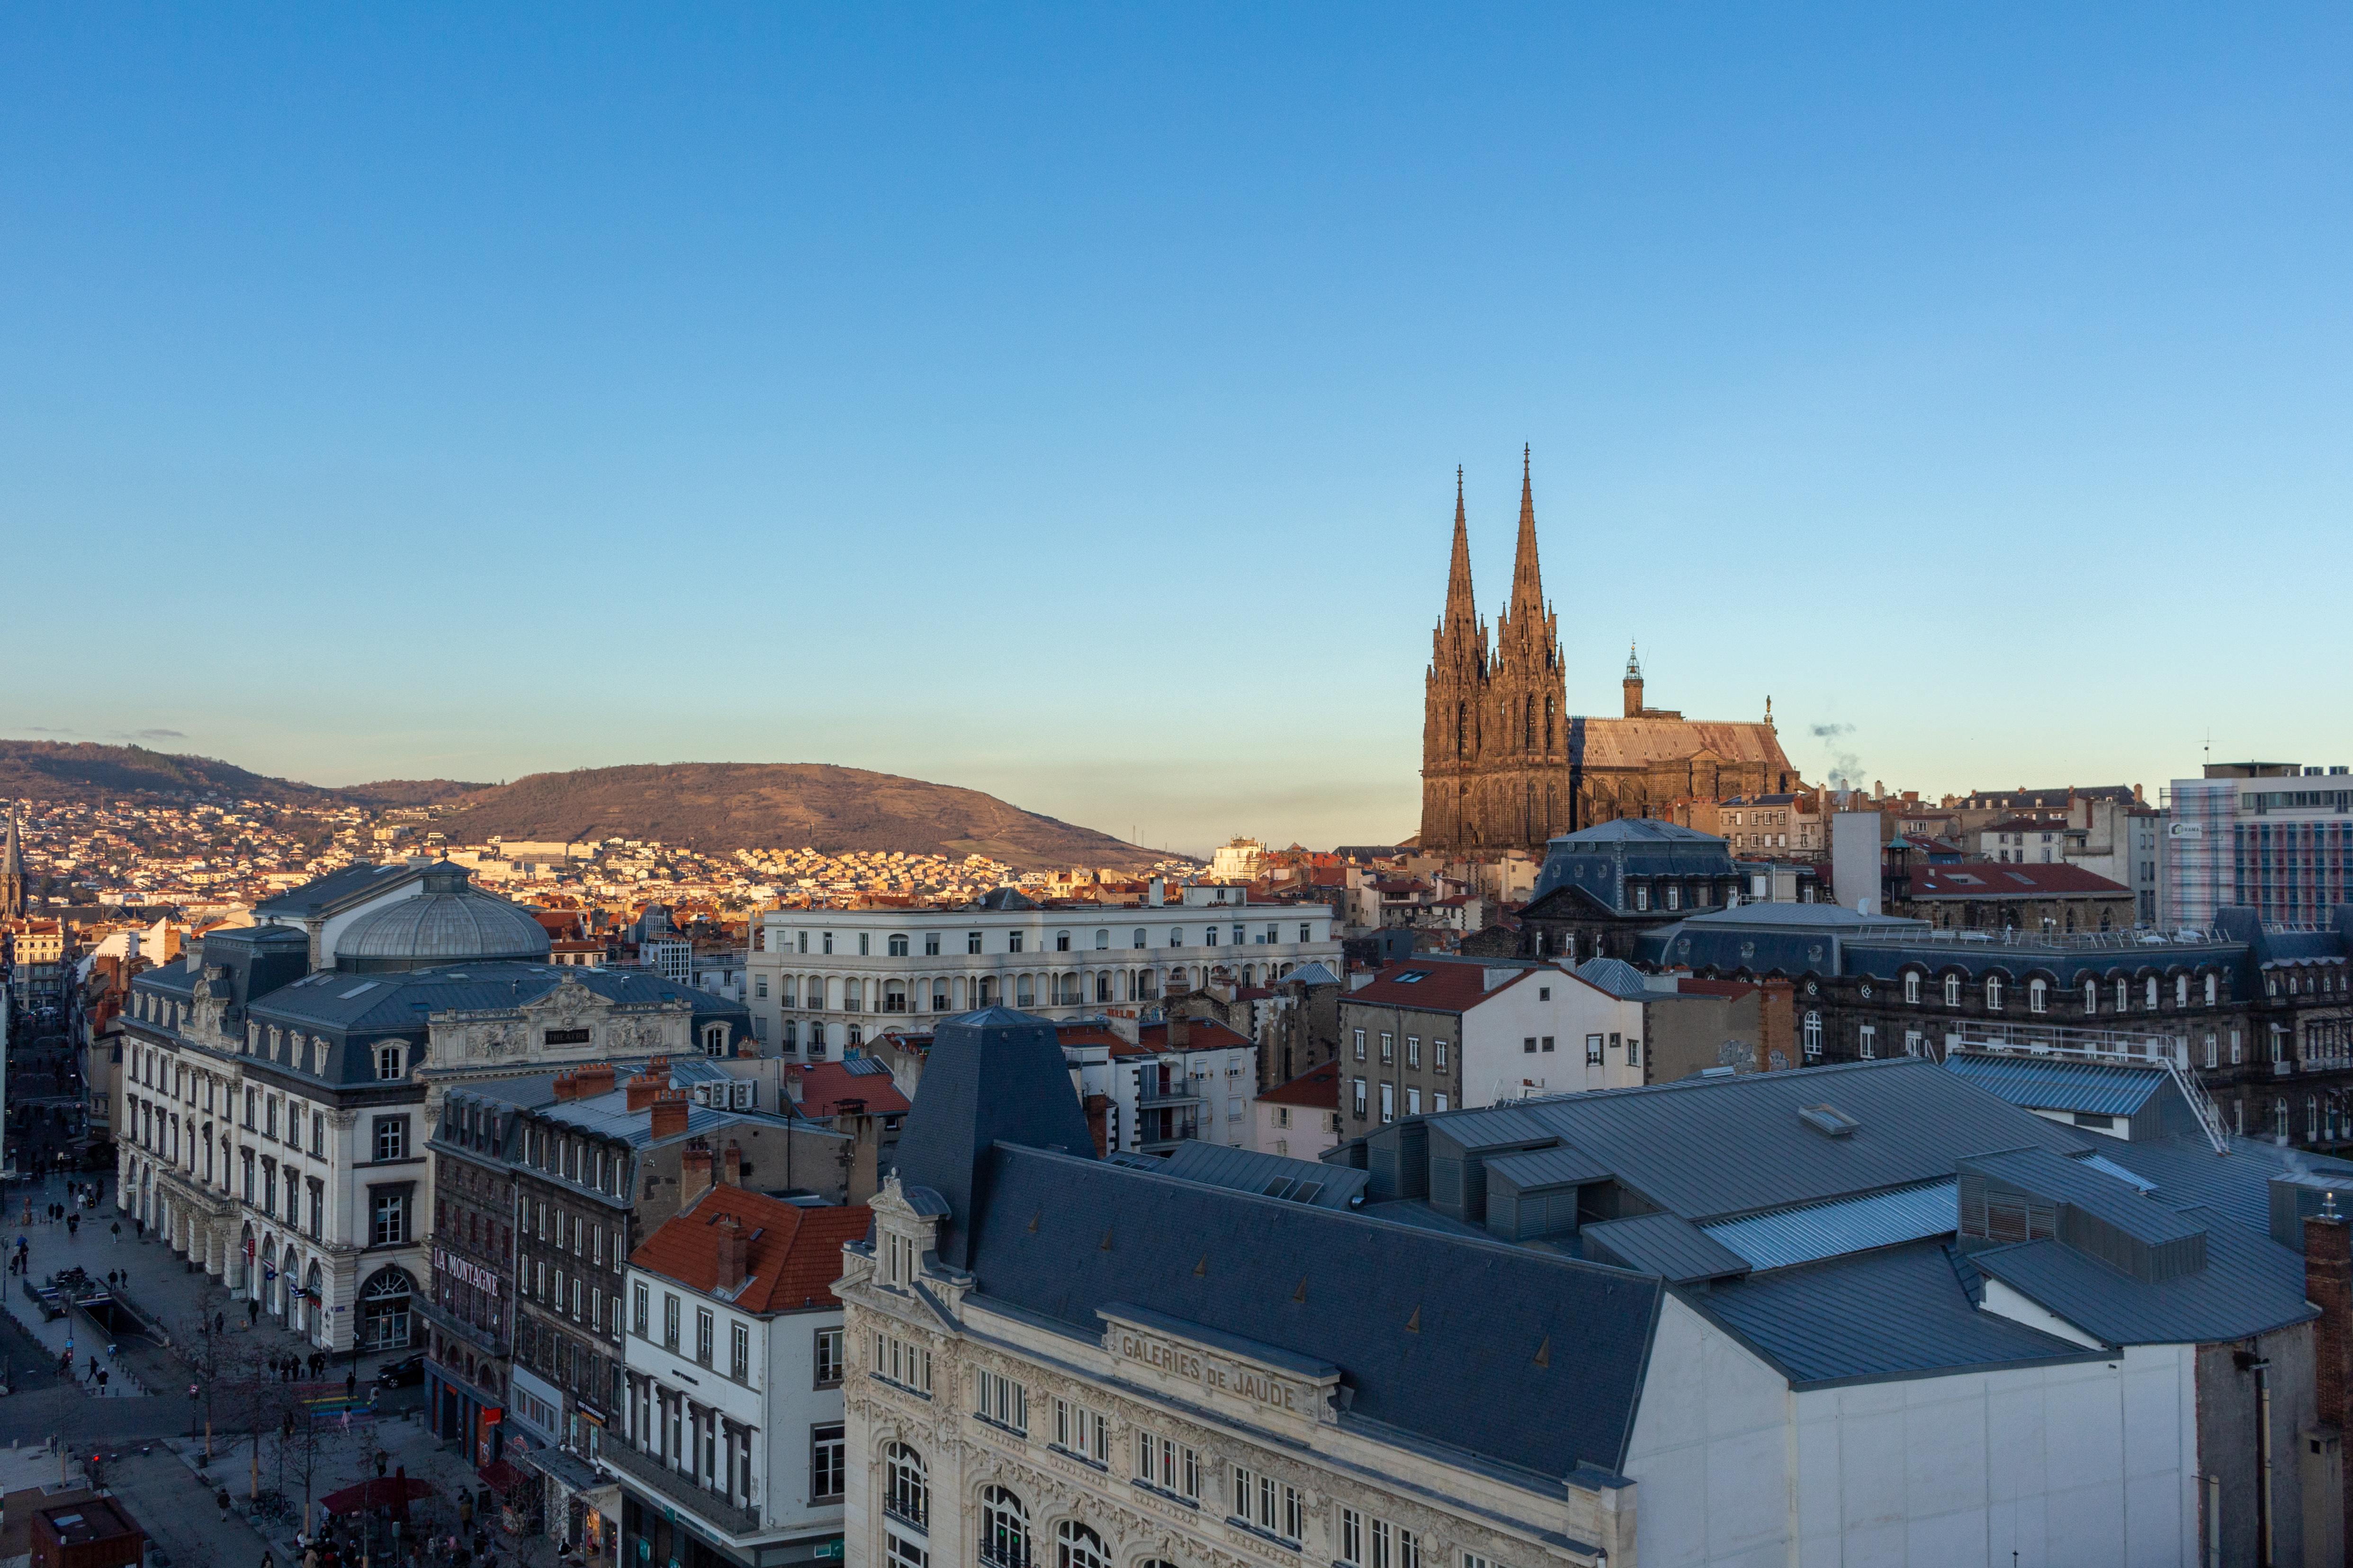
[110,1221,119,1244]
[248,1299,259,1326]
[95,1368,107,1394]
[65,1213,77,1237]
[310,1351,325,1379]
[218,1488,232,1522]
[345,1368,357,1399]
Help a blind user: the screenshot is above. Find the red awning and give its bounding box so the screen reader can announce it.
[320,1477,434,1515]
[476,1460,528,1496]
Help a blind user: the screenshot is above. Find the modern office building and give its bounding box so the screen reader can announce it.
[2164,762,2353,932]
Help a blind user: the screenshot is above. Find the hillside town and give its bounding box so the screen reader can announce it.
[6,472,2353,1568]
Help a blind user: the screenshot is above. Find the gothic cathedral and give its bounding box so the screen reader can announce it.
[1419,452,1797,855]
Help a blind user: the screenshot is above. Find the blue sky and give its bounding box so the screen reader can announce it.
[4,7,2347,854]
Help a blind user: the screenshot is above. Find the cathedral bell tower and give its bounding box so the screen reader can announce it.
[1419,452,1571,855]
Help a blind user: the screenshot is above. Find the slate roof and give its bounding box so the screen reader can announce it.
[1434,1058,2085,1222]
[1907,862,2132,898]
[1573,957,1653,1000]
[1941,1053,2166,1118]
[962,1144,1663,1482]
[631,1187,871,1312]
[1580,1213,1750,1283]
[890,1008,1098,1269]
[1692,1241,2100,1388]
[1701,1180,1959,1272]
[1154,1141,1368,1210]
[246,963,744,1037]
[252,861,422,920]
[1972,1208,2315,1344]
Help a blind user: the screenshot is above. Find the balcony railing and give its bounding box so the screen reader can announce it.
[598,1439,761,1539]
[1136,1088,1203,1109]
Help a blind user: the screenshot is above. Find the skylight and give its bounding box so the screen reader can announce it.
[1396,970,1430,983]
[339,982,379,999]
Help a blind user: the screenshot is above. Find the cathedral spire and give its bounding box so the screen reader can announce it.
[1443,465,1476,633]
[1,799,22,918]
[1508,443,1545,618]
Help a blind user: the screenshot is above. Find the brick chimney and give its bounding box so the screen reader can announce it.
[1167,1010,1191,1050]
[680,1138,716,1206]
[650,1088,691,1142]
[712,1214,749,1292]
[575,1063,618,1098]
[720,1139,745,1187]
[2307,1203,2353,1552]
[552,1069,580,1102]
[626,1073,665,1112]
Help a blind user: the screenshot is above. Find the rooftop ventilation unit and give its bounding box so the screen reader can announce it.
[1796,1103,1859,1138]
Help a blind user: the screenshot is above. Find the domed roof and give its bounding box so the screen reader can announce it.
[333,866,551,973]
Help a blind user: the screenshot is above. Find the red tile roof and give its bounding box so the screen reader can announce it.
[629,1188,871,1313]
[1346,959,1537,1013]
[1136,1019,1254,1052]
[792,1060,913,1117]
[1906,862,2130,898]
[1257,1059,1340,1110]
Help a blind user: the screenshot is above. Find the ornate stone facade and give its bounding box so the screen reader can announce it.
[838,1179,1628,1568]
[1419,454,1799,855]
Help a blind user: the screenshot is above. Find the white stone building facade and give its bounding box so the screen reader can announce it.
[745,902,1338,1057]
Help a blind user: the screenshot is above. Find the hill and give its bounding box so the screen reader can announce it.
[423,763,1156,870]
[0,741,335,807]
[0,741,1158,870]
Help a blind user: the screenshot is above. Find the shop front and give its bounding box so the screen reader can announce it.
[424,1357,507,1468]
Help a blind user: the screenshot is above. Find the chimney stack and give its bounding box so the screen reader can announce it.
[713,1214,749,1292]
[575,1063,618,1098]
[626,1071,667,1112]
[720,1139,745,1187]
[1148,877,1164,907]
[552,1070,581,1102]
[650,1089,691,1142]
[680,1138,715,1206]
[1167,1010,1191,1050]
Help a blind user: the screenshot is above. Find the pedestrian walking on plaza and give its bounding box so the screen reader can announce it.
[65,1213,77,1237]
[248,1299,259,1326]
[310,1350,325,1379]
[109,1221,119,1243]
[94,1368,107,1394]
[218,1488,232,1522]
[345,1368,357,1400]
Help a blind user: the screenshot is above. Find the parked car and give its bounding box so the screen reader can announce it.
[376,1353,426,1389]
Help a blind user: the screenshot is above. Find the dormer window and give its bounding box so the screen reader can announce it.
[885,1230,918,1288]
[1943,975,1961,1006]
[1985,977,2003,1011]
[376,1043,406,1081]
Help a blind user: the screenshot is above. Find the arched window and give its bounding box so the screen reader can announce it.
[1055,1523,1107,1568]
[889,934,909,957]
[2308,1096,2320,1143]
[2205,974,2219,1006]
[2145,977,2159,1010]
[2084,978,2098,1012]
[883,982,908,1014]
[1943,975,1961,1006]
[980,1487,1029,1568]
[1015,976,1035,1008]
[884,1442,927,1528]
[1545,695,1555,752]
[1903,972,1920,1005]
[1168,928,1185,948]
[702,1023,728,1056]
[1802,1011,1822,1057]
[2275,1099,2290,1141]
[2115,978,2129,1012]
[1524,696,1536,750]
[359,1266,415,1350]
[2175,975,2189,1007]
[1985,976,2003,1011]
[1454,701,1466,758]
[1132,929,1148,950]
[2029,979,2047,1014]
[1056,931,1071,952]
[1094,931,1109,950]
